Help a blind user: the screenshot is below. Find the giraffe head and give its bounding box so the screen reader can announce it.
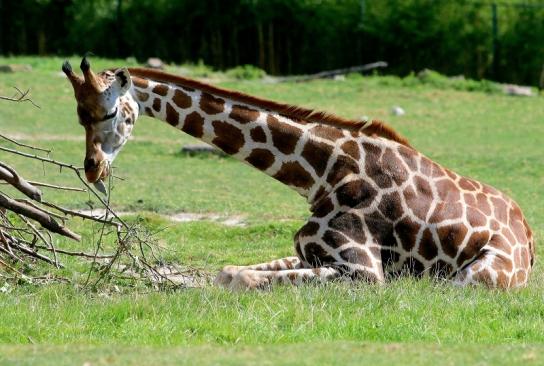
[62,57,138,183]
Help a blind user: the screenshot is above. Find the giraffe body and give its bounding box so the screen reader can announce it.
[63,59,535,289]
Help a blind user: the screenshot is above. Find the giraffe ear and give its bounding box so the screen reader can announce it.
[114,68,132,94]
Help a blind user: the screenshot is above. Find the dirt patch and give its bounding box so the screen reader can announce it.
[77,209,246,227]
[3,133,181,145]
[120,263,212,288]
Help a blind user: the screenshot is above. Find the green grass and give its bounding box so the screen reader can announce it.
[0,56,543,364]
[2,343,542,366]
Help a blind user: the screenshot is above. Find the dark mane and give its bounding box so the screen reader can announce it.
[125,67,411,147]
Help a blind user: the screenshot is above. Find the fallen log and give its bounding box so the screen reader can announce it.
[276,61,388,83]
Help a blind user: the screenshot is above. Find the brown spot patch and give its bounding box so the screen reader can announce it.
[245,149,275,170]
[341,140,360,160]
[511,219,527,243]
[459,178,478,191]
[445,169,457,181]
[394,217,420,251]
[310,125,344,140]
[403,180,433,221]
[339,247,372,267]
[381,248,400,267]
[301,140,333,177]
[173,89,192,109]
[326,156,360,187]
[383,148,409,185]
[165,102,179,126]
[336,179,377,208]
[398,145,418,171]
[397,258,426,277]
[467,207,487,227]
[144,107,154,116]
[472,269,494,287]
[491,197,509,223]
[419,156,433,176]
[152,84,169,96]
[431,163,446,178]
[303,242,336,266]
[464,193,477,206]
[312,197,335,218]
[135,90,149,102]
[152,98,161,112]
[436,179,460,201]
[496,271,509,288]
[250,126,267,143]
[418,228,438,260]
[268,115,302,155]
[476,193,492,215]
[378,191,403,221]
[323,230,349,248]
[365,147,392,189]
[200,92,225,115]
[490,219,501,231]
[298,221,320,238]
[362,142,382,157]
[329,212,366,243]
[501,227,516,243]
[513,270,527,287]
[488,235,512,255]
[212,120,244,154]
[437,224,468,258]
[429,202,463,223]
[365,211,395,247]
[429,260,453,277]
[230,104,260,124]
[482,184,497,195]
[273,161,314,190]
[520,247,530,268]
[181,111,204,138]
[457,231,490,267]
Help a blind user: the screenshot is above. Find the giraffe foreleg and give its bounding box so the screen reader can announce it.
[214,256,304,287]
[228,267,342,290]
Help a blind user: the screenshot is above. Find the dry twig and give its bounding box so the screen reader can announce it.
[0,133,198,289]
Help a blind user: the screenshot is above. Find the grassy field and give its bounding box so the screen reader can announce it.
[0,56,543,365]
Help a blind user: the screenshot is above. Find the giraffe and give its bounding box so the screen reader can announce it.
[63,57,535,289]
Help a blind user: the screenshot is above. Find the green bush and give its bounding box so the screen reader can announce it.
[2,0,544,86]
[226,65,267,80]
[416,69,502,93]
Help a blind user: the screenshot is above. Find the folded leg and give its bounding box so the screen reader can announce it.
[214,256,304,287]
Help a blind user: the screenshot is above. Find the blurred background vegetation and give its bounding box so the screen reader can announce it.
[1,0,543,85]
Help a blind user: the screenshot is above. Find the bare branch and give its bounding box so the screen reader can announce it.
[0,87,40,108]
[0,192,81,241]
[35,245,115,259]
[41,201,120,227]
[0,133,51,154]
[0,161,42,201]
[26,181,86,192]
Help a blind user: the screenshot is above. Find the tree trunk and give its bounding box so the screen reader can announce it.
[267,22,275,74]
[257,22,265,70]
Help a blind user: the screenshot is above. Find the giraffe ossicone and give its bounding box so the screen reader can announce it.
[63,58,535,289]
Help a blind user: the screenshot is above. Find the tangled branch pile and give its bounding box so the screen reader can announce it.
[0,90,206,289]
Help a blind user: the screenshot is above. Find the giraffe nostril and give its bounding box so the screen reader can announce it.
[84,157,96,171]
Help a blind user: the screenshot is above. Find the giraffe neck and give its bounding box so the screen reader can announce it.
[128,76,368,203]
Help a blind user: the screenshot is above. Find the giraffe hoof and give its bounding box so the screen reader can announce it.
[214,265,241,287]
[229,269,271,291]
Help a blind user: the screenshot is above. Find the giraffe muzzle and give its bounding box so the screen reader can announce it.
[84,159,109,183]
